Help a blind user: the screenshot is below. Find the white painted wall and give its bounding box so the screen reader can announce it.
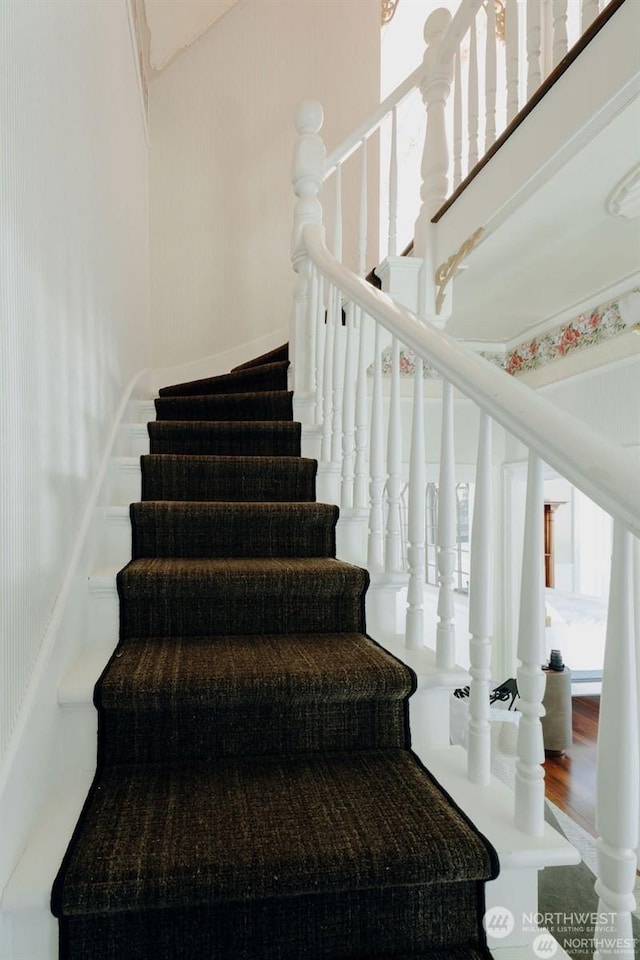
[149,0,380,368]
[0,0,149,883]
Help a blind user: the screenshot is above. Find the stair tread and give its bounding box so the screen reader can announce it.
[130,501,338,560]
[117,556,368,598]
[154,390,294,422]
[53,749,497,917]
[97,633,413,708]
[158,360,289,398]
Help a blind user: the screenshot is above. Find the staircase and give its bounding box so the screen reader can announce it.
[50,347,499,959]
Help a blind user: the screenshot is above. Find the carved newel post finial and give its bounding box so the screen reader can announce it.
[291,100,326,266]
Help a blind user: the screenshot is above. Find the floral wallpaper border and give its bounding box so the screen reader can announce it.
[376,293,637,379]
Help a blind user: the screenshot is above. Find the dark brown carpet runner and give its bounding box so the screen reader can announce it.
[52,344,498,959]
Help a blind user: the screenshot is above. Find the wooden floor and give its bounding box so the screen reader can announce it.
[544,695,599,837]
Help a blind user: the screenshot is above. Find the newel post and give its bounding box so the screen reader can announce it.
[291,101,326,405]
[414,8,453,322]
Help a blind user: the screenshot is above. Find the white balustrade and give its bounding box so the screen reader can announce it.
[314,270,326,425]
[484,0,497,151]
[453,49,463,188]
[385,337,404,574]
[436,380,456,670]
[321,283,335,462]
[406,356,426,649]
[552,0,569,68]
[514,451,546,836]
[353,306,369,511]
[467,412,493,785]
[505,0,520,123]
[594,521,638,960]
[581,0,601,32]
[341,303,356,509]
[368,321,385,573]
[330,166,344,464]
[468,18,480,170]
[526,0,543,100]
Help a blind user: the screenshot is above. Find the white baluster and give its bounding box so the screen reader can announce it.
[406,357,426,649]
[353,306,370,510]
[306,264,319,412]
[388,107,398,257]
[314,270,326,426]
[505,0,520,122]
[467,412,493,785]
[485,0,497,151]
[385,337,404,574]
[291,101,326,398]
[526,0,543,99]
[581,0,600,33]
[368,321,385,572]
[354,142,370,511]
[436,380,456,670]
[321,283,335,461]
[515,451,546,836]
[552,0,569,68]
[594,521,638,960]
[468,17,479,169]
[341,303,356,509]
[414,8,454,261]
[453,49,463,188]
[330,165,344,464]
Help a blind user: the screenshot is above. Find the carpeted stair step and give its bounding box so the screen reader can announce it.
[53,750,497,960]
[148,420,301,456]
[140,454,317,501]
[158,360,289,397]
[231,343,288,370]
[130,501,338,558]
[96,633,414,763]
[154,389,293,422]
[117,557,368,638]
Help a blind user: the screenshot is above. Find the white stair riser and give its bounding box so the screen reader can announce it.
[104,511,132,567]
[0,909,57,960]
[108,459,142,505]
[88,589,119,647]
[61,704,98,773]
[114,424,149,457]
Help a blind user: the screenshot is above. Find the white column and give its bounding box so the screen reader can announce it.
[385,337,404,574]
[514,451,546,836]
[526,0,543,99]
[314,270,326,427]
[467,412,493,785]
[594,521,638,960]
[368,321,385,572]
[552,0,569,68]
[291,101,326,398]
[505,0,520,123]
[406,357,426,649]
[436,380,456,670]
[321,284,335,462]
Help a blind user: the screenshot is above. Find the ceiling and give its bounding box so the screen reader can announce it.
[143,0,242,74]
